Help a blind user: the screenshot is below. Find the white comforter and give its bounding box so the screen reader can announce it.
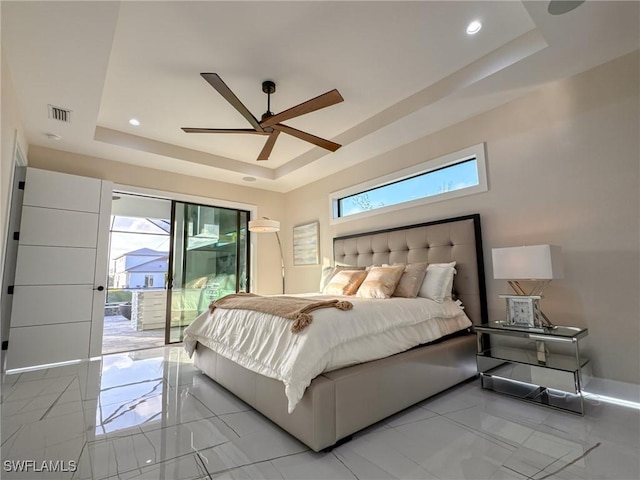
[183,294,472,412]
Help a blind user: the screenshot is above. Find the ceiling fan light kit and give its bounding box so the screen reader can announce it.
[182,73,344,161]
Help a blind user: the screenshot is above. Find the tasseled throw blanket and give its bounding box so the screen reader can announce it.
[209,293,353,333]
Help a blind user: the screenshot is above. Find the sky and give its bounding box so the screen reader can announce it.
[340,159,479,216]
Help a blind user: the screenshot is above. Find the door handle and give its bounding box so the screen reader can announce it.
[94,286,105,292]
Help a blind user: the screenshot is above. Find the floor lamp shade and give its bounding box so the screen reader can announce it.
[492,245,564,280]
[248,218,280,233]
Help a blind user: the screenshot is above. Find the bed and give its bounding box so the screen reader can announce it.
[187,214,487,452]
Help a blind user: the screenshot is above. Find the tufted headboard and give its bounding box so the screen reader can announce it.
[333,214,488,326]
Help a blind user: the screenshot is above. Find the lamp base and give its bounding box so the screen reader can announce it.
[508,280,550,296]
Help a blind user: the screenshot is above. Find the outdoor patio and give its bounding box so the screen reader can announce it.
[102,314,170,354]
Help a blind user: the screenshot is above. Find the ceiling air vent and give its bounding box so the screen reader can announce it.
[48,104,72,123]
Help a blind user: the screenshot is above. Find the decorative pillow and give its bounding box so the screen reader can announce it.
[323,270,368,295]
[392,262,429,298]
[418,262,457,302]
[319,266,334,292]
[319,265,366,292]
[356,265,405,299]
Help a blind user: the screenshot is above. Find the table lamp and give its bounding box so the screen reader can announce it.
[492,245,563,328]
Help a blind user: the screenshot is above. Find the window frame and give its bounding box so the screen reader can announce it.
[329,143,488,224]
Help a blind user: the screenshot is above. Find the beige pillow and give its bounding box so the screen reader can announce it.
[356,265,405,299]
[319,265,365,292]
[323,270,368,295]
[393,262,429,298]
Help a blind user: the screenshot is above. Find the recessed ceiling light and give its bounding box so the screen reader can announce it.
[242,176,257,182]
[466,20,482,35]
[129,118,141,126]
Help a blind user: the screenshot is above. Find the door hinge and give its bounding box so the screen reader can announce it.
[1,341,8,351]
[7,285,14,295]
[18,181,25,190]
[13,232,19,241]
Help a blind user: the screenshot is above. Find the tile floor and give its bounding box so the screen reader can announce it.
[1,346,638,479]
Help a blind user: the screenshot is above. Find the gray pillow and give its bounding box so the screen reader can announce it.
[392,262,429,298]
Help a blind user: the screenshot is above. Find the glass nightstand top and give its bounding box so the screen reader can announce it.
[476,321,588,340]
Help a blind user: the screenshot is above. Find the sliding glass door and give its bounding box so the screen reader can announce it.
[167,202,249,343]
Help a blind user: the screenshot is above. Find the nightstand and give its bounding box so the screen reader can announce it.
[476,321,591,415]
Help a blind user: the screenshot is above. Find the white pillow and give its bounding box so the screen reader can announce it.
[319,266,334,292]
[418,262,456,302]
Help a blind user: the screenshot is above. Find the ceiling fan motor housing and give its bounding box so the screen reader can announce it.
[262,80,276,94]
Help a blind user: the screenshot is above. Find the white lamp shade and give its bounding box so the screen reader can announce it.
[248,218,280,233]
[492,245,563,280]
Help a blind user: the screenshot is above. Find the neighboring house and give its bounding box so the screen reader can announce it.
[113,248,168,289]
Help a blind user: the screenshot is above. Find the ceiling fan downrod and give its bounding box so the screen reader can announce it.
[261,80,276,120]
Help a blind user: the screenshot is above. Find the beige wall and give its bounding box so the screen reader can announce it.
[1,46,29,351]
[27,147,287,294]
[284,51,640,386]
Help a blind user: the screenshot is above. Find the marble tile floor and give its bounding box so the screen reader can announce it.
[1,346,638,480]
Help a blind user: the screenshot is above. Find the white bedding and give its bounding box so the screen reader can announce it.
[183,294,472,412]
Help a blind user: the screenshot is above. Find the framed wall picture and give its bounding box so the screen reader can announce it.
[293,221,320,266]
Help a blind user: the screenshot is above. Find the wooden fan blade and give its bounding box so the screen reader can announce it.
[201,73,265,132]
[273,124,341,152]
[182,128,268,135]
[260,89,344,128]
[257,130,281,161]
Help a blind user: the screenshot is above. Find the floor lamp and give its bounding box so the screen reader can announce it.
[248,217,285,294]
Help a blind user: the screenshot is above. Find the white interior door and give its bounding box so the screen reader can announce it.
[6,168,112,370]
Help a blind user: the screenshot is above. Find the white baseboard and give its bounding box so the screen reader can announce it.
[583,376,640,406]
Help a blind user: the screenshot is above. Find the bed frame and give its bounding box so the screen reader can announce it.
[193,214,488,451]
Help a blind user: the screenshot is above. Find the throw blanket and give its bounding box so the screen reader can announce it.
[209,293,353,333]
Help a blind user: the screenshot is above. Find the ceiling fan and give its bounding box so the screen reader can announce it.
[182,73,344,161]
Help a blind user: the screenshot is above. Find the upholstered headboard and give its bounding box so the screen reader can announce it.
[333,214,488,326]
